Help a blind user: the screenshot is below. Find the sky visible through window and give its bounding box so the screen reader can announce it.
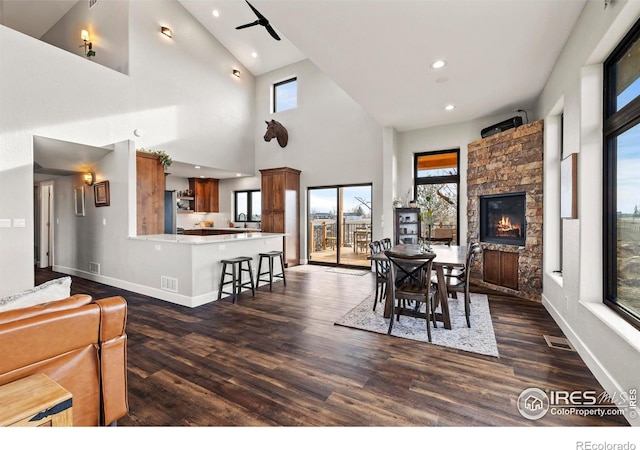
[309,186,371,215]
[275,79,297,112]
[617,122,640,214]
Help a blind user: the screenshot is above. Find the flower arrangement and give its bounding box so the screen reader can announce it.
[137,148,172,169]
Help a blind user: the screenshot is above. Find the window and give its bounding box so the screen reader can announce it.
[273,78,297,113]
[604,18,640,330]
[234,190,261,222]
[414,150,459,244]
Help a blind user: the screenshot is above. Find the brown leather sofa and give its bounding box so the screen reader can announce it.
[0,294,128,426]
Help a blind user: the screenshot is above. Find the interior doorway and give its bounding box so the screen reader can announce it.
[307,184,372,268]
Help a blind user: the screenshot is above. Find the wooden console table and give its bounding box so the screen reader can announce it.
[0,373,72,427]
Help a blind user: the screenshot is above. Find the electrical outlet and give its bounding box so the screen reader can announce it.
[155,245,162,251]
[13,219,25,228]
[0,219,10,228]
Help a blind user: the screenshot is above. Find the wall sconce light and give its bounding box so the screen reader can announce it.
[84,172,95,186]
[80,29,95,58]
[161,26,173,38]
[233,69,241,78]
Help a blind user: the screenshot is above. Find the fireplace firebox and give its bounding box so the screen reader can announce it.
[480,192,526,246]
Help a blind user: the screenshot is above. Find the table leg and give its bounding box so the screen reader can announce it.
[435,265,452,329]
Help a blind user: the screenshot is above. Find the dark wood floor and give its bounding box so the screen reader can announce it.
[36,265,628,427]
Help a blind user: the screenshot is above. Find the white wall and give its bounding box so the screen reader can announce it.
[228,58,384,263]
[536,0,640,426]
[0,0,255,297]
[40,0,129,74]
[397,111,528,246]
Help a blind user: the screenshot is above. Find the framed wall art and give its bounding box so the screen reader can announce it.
[94,180,110,207]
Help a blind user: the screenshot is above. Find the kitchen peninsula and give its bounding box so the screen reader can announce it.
[128,232,285,308]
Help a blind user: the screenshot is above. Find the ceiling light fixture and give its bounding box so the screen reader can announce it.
[212,10,220,17]
[233,69,241,78]
[251,52,258,58]
[431,60,446,69]
[161,26,173,38]
[194,166,201,169]
[445,104,455,111]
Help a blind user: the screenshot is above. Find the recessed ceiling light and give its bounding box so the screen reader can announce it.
[236,173,242,177]
[194,165,200,169]
[200,175,205,178]
[251,52,258,58]
[212,10,220,17]
[445,104,455,111]
[431,60,446,69]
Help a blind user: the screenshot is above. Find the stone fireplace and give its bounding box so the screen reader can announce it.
[467,120,543,301]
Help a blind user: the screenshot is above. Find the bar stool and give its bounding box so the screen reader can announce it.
[217,256,255,303]
[257,251,286,291]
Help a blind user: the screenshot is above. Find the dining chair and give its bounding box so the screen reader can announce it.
[381,238,392,250]
[437,243,482,327]
[385,250,437,342]
[369,241,388,310]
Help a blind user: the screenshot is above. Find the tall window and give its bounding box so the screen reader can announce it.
[414,150,459,244]
[604,18,640,330]
[235,190,261,222]
[273,77,297,113]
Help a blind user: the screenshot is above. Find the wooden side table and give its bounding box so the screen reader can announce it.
[0,373,72,427]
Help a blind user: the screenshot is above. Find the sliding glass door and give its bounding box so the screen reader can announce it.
[308,184,372,267]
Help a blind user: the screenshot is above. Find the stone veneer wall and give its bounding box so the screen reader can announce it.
[467,120,543,301]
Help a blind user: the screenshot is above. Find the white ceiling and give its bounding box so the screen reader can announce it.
[183,0,587,131]
[6,0,588,175]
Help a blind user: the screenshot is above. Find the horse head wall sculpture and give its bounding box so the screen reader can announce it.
[264,120,288,148]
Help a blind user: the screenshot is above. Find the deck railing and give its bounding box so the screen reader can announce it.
[309,220,371,253]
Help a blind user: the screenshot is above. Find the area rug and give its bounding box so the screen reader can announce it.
[326,268,370,276]
[335,293,499,357]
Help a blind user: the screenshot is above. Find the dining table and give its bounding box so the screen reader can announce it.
[369,244,468,330]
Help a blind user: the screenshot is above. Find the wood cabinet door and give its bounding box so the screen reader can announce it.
[500,252,519,290]
[483,250,501,285]
[261,172,273,213]
[272,172,286,211]
[136,152,165,235]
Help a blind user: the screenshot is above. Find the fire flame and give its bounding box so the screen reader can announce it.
[496,215,521,237]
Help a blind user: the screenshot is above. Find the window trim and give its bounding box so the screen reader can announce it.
[234,189,261,223]
[603,17,640,331]
[272,77,297,113]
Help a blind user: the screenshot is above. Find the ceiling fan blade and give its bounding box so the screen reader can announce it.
[245,0,266,20]
[235,20,260,30]
[265,24,281,41]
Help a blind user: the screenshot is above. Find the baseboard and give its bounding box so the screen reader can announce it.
[542,293,638,426]
[52,265,219,308]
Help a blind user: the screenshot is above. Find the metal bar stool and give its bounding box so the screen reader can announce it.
[257,251,286,291]
[217,256,255,303]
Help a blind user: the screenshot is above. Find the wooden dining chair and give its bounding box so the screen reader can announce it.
[385,250,437,341]
[381,238,392,250]
[369,241,388,310]
[437,243,482,327]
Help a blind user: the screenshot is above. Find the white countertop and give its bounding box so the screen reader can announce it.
[129,232,284,245]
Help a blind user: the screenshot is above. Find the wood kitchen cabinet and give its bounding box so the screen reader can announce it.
[188,178,219,213]
[136,151,165,235]
[260,167,301,267]
[483,249,519,290]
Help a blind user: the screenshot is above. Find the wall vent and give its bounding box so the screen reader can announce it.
[89,0,98,8]
[543,335,575,351]
[161,276,178,293]
[89,262,100,274]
